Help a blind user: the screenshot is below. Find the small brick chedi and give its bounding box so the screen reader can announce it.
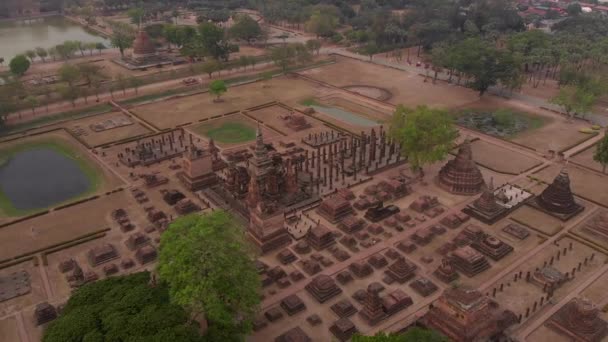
[421,287,517,342]
[464,178,508,224]
[449,246,491,277]
[532,168,584,220]
[437,139,485,195]
[546,298,608,342]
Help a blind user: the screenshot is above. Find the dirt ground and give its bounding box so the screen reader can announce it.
[468,139,542,175]
[570,143,606,173]
[245,104,330,142]
[0,316,20,342]
[298,57,479,109]
[510,206,565,236]
[533,164,608,208]
[0,191,128,261]
[67,111,152,147]
[130,76,321,129]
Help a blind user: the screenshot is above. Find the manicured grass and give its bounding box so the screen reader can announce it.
[0,139,103,217]
[197,122,257,144]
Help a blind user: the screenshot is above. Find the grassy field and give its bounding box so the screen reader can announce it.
[0,139,103,217]
[196,122,257,144]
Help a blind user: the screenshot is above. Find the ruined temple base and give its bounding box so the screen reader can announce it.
[527,198,585,222]
[177,172,219,191]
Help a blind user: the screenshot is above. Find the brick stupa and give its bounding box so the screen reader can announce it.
[531,168,584,221]
[463,178,508,224]
[421,287,517,342]
[546,298,608,342]
[438,139,485,195]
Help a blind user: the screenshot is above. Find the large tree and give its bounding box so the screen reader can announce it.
[305,7,339,38]
[389,105,458,179]
[199,22,230,61]
[110,22,135,57]
[229,14,262,44]
[352,327,448,341]
[9,55,30,76]
[158,211,260,341]
[271,44,296,73]
[42,272,203,342]
[594,130,608,174]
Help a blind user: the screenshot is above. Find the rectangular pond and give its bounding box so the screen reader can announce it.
[0,16,108,61]
[310,104,379,128]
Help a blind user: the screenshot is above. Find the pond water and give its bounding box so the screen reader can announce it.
[0,16,108,61]
[0,148,91,211]
[311,105,379,127]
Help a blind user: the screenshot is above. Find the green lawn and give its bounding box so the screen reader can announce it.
[0,139,103,217]
[197,122,257,144]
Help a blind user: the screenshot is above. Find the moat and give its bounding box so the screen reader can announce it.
[0,16,108,61]
[0,148,91,212]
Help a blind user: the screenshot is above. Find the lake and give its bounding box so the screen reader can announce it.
[0,148,91,212]
[0,16,108,61]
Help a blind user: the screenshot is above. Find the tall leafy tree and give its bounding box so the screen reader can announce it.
[158,211,260,341]
[389,105,458,179]
[110,22,135,57]
[9,55,30,76]
[352,327,448,341]
[229,14,262,44]
[199,22,230,61]
[271,44,296,74]
[594,130,608,174]
[42,272,203,342]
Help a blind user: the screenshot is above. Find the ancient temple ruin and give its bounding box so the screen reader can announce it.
[530,168,584,220]
[546,298,608,342]
[438,139,485,195]
[463,178,508,224]
[421,287,517,342]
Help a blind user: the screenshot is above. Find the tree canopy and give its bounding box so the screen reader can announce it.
[9,55,30,76]
[389,105,458,178]
[158,211,260,341]
[42,272,203,342]
[594,131,608,174]
[352,327,449,341]
[229,14,262,43]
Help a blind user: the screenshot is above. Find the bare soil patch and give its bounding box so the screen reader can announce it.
[570,143,606,173]
[510,206,564,236]
[68,111,152,147]
[130,76,319,129]
[468,139,542,175]
[298,57,478,109]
